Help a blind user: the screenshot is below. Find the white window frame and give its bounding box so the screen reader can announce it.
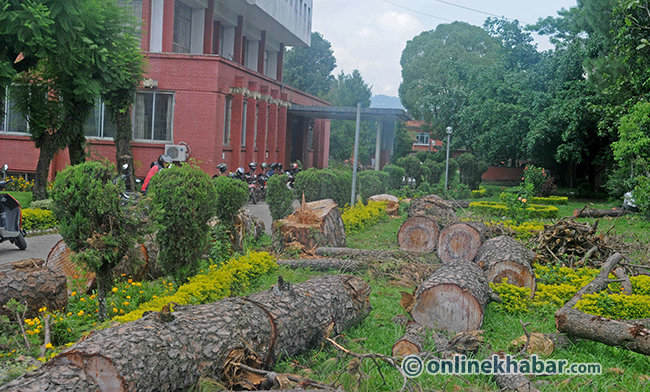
[415,132,430,145]
[241,100,247,147]
[173,0,192,54]
[223,96,232,146]
[0,86,29,135]
[133,91,175,142]
[84,101,116,139]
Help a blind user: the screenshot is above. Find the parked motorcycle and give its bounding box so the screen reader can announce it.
[113,163,141,207]
[285,163,301,190]
[0,164,27,250]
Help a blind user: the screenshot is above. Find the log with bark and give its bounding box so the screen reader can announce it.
[407,194,457,226]
[475,235,536,296]
[273,199,346,251]
[437,221,488,264]
[397,215,440,252]
[392,321,427,357]
[555,252,650,356]
[0,258,67,318]
[232,209,266,251]
[411,259,498,333]
[573,207,628,218]
[276,258,363,272]
[0,275,371,392]
[368,194,400,217]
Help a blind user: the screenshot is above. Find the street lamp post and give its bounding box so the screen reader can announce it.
[444,126,453,192]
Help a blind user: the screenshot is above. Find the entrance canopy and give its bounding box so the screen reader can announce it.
[288,105,410,122]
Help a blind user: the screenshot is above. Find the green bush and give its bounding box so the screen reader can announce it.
[382,164,405,190]
[52,160,142,320]
[357,170,388,203]
[422,159,445,185]
[212,176,248,224]
[294,167,352,207]
[395,155,422,184]
[267,174,294,221]
[634,176,650,218]
[22,208,57,231]
[530,196,568,205]
[29,199,53,210]
[470,200,559,219]
[457,153,488,190]
[149,163,218,283]
[471,187,491,198]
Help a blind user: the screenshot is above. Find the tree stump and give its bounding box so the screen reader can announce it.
[411,259,496,333]
[407,194,457,226]
[437,221,488,264]
[397,215,440,252]
[368,194,400,217]
[1,275,371,392]
[0,258,67,318]
[273,199,346,250]
[233,209,266,250]
[475,235,536,297]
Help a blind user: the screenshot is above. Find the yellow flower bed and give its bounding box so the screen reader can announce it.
[114,251,277,323]
[22,208,58,231]
[341,200,389,234]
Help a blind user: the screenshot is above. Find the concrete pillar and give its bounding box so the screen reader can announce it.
[230,76,245,168]
[162,0,175,53]
[256,86,269,164]
[245,81,258,166]
[234,15,244,64]
[267,89,279,163]
[141,0,152,51]
[203,0,214,54]
[374,121,382,170]
[276,43,284,81]
[257,31,266,74]
[277,93,288,166]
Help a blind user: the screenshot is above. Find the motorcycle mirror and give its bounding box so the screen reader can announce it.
[1,164,7,172]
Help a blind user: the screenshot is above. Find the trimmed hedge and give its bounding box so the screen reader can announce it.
[22,208,58,231]
[530,196,568,205]
[341,200,389,234]
[29,199,54,210]
[469,201,559,219]
[471,187,490,199]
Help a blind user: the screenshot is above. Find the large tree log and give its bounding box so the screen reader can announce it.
[407,194,457,226]
[368,194,400,217]
[273,199,346,250]
[0,258,67,318]
[555,253,650,356]
[276,258,363,272]
[475,235,536,297]
[0,275,371,392]
[573,207,628,218]
[437,221,488,264]
[412,259,497,333]
[397,215,440,252]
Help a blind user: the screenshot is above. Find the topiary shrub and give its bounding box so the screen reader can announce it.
[395,155,422,185]
[357,170,388,203]
[382,164,405,190]
[148,163,218,283]
[294,168,321,202]
[212,176,248,225]
[267,174,294,221]
[422,159,444,185]
[294,167,352,207]
[29,199,53,210]
[52,160,142,320]
[457,153,488,190]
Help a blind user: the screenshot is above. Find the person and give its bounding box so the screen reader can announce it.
[212,163,228,179]
[141,154,172,194]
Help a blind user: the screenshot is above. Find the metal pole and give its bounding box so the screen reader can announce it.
[351,102,361,206]
[444,127,452,191]
[374,121,382,171]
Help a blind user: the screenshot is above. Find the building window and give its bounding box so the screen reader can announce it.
[264,50,269,75]
[133,91,173,141]
[0,87,28,134]
[84,100,117,139]
[415,132,429,145]
[173,0,192,53]
[223,96,232,145]
[219,25,225,56]
[254,103,258,148]
[241,100,247,147]
[117,0,143,31]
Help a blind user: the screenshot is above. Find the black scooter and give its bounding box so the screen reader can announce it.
[0,164,27,250]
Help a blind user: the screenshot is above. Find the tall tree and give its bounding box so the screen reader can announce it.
[283,31,336,97]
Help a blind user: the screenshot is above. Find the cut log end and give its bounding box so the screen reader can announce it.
[398,216,439,252]
[486,261,536,297]
[412,283,483,333]
[437,222,485,263]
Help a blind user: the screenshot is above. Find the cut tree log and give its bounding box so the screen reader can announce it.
[555,252,650,356]
[392,321,427,357]
[276,258,362,272]
[407,194,457,226]
[368,194,400,217]
[273,198,346,250]
[573,207,628,218]
[232,209,266,251]
[437,221,488,264]
[0,275,371,392]
[475,235,536,297]
[397,215,440,252]
[0,258,67,318]
[411,259,498,333]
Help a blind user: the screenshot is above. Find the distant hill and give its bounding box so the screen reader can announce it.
[370,94,404,110]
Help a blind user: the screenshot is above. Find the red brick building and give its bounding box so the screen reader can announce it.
[1,0,330,180]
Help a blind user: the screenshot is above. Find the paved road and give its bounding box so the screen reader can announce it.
[0,232,63,265]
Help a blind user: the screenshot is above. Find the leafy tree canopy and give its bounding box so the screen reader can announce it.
[283,31,336,97]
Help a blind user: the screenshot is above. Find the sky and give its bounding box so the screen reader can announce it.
[311,0,578,98]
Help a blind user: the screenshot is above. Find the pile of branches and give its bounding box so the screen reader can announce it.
[529,218,629,266]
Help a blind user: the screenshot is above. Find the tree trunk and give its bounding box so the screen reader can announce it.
[397,215,440,252]
[276,258,362,272]
[437,221,488,264]
[111,103,136,192]
[392,321,427,356]
[0,258,67,318]
[555,252,650,356]
[66,99,94,166]
[1,275,371,392]
[273,199,346,250]
[411,259,497,333]
[572,208,628,218]
[475,235,536,297]
[407,194,457,227]
[32,138,56,201]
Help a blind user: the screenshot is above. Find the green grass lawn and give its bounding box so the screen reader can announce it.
[5,191,32,208]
